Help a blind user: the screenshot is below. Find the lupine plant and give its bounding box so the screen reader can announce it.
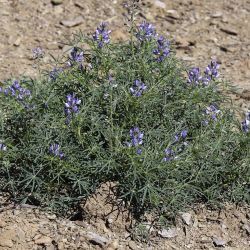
[0,5,249,217]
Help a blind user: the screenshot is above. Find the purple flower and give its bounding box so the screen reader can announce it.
[181,130,188,139]
[153,36,170,62]
[49,144,64,159]
[203,104,221,123]
[241,112,250,133]
[163,148,175,162]
[174,130,188,142]
[187,67,202,85]
[205,60,219,79]
[136,21,156,42]
[49,67,62,81]
[130,80,147,97]
[0,143,7,151]
[130,127,144,146]
[68,47,84,67]
[64,93,81,124]
[2,80,31,101]
[32,47,44,59]
[93,22,111,48]
[136,148,142,155]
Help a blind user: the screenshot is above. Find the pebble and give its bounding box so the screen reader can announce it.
[212,237,227,247]
[106,239,119,250]
[35,235,53,245]
[158,228,178,238]
[51,0,63,5]
[242,223,250,235]
[220,27,238,36]
[87,231,108,247]
[0,239,13,248]
[166,9,180,19]
[211,11,223,18]
[181,212,192,226]
[153,0,166,9]
[128,240,138,250]
[60,16,84,27]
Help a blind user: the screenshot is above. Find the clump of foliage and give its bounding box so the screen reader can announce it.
[0,2,249,217]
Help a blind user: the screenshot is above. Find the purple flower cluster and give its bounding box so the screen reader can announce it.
[49,144,64,159]
[187,68,202,86]
[49,67,63,81]
[64,93,81,124]
[68,47,84,68]
[153,36,170,62]
[130,80,147,97]
[126,127,144,154]
[205,60,220,79]
[93,22,111,48]
[32,47,44,59]
[203,104,221,125]
[163,148,175,162]
[136,21,156,42]
[241,112,250,133]
[187,61,220,86]
[0,143,7,151]
[1,80,31,101]
[164,129,188,162]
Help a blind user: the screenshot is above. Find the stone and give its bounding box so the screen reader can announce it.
[158,228,178,238]
[60,16,84,27]
[35,235,52,245]
[128,240,138,250]
[181,212,192,226]
[242,223,250,235]
[211,12,223,18]
[51,0,63,5]
[153,0,166,9]
[0,239,13,248]
[47,214,57,220]
[166,9,180,19]
[220,27,238,36]
[87,232,108,247]
[106,239,119,250]
[13,37,21,46]
[212,237,227,247]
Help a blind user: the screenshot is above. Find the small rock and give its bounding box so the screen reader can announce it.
[166,9,180,19]
[128,240,138,250]
[60,16,84,27]
[53,6,64,14]
[181,212,192,226]
[87,232,108,247]
[211,12,223,18]
[13,37,21,46]
[240,90,250,100]
[0,220,6,228]
[35,236,52,245]
[158,228,178,238]
[153,0,166,9]
[212,237,227,247]
[0,239,13,248]
[242,223,250,235]
[47,214,56,220]
[220,27,238,36]
[106,239,119,250]
[51,0,63,5]
[199,236,211,244]
[74,220,88,227]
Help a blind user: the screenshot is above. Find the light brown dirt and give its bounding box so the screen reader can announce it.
[0,0,249,249]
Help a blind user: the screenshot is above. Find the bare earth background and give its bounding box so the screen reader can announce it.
[0,0,249,249]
